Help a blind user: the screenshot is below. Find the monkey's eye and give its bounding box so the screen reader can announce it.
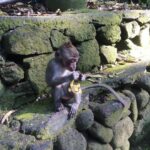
[66,59,76,64]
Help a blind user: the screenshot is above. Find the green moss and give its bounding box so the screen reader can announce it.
[24,54,54,93]
[97,25,121,44]
[0,18,23,34]
[77,39,100,72]
[50,29,70,49]
[16,112,34,120]
[2,25,53,55]
[15,99,54,121]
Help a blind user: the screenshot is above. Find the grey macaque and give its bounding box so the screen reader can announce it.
[46,42,85,118]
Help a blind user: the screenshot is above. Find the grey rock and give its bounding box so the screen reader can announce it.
[65,23,96,42]
[2,25,53,55]
[20,109,70,140]
[89,101,125,127]
[136,72,150,92]
[97,25,121,44]
[27,141,53,150]
[56,128,87,150]
[88,121,113,143]
[121,21,140,39]
[16,94,88,140]
[24,54,54,93]
[131,103,150,147]
[137,25,150,47]
[50,29,70,49]
[137,14,150,24]
[112,117,134,148]
[135,88,149,110]
[77,40,100,72]
[122,11,140,20]
[121,140,130,150]
[76,109,94,131]
[0,124,36,149]
[0,61,24,85]
[87,140,113,150]
[100,45,117,64]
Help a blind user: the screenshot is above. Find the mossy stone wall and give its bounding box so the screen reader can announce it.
[0,11,150,150]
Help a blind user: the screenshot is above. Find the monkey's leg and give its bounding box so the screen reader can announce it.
[69,92,82,118]
[53,87,65,112]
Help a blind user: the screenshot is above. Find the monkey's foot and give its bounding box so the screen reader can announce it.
[55,103,65,112]
[68,104,78,119]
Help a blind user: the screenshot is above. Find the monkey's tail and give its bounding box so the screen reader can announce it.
[81,83,123,103]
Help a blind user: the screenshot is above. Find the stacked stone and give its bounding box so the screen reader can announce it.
[119,11,150,58]
[0,11,150,150]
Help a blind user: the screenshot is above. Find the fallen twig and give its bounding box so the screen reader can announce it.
[1,109,17,124]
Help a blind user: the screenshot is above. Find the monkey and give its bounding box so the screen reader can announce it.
[46,42,128,118]
[46,42,85,118]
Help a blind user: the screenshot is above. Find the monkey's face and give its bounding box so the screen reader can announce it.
[64,58,78,71]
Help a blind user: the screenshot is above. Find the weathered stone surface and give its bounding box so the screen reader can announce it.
[16,107,69,140]
[121,21,140,39]
[56,128,87,150]
[91,12,122,25]
[122,90,138,122]
[88,121,113,143]
[24,54,54,93]
[87,140,113,150]
[76,109,94,131]
[137,14,150,24]
[0,61,24,85]
[97,25,121,44]
[121,140,130,150]
[27,140,53,150]
[100,45,117,64]
[136,72,150,92]
[89,101,125,127]
[112,117,134,148]
[131,103,150,147]
[50,29,70,49]
[135,88,149,110]
[65,23,96,42]
[2,25,53,55]
[77,39,100,72]
[137,25,150,47]
[125,39,138,50]
[15,94,88,140]
[122,11,140,20]
[0,124,36,149]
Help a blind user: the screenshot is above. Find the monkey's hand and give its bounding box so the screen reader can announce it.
[72,71,80,80]
[79,74,86,81]
[68,103,78,118]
